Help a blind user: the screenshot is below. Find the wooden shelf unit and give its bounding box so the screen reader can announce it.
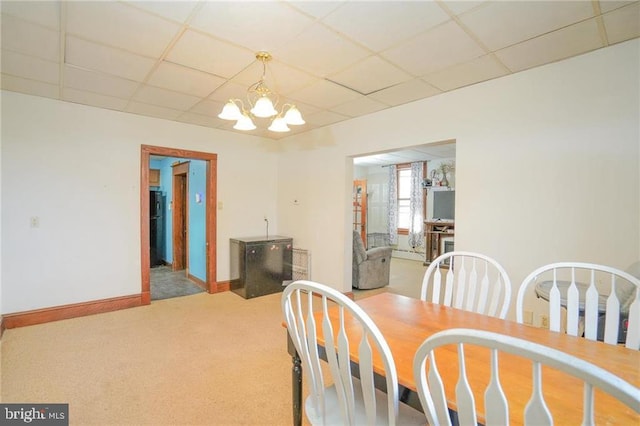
[424,220,455,265]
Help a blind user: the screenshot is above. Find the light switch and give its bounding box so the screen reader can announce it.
[30,216,40,228]
[218,201,223,210]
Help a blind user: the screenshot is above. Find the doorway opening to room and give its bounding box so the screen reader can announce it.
[351,140,456,299]
[140,145,218,305]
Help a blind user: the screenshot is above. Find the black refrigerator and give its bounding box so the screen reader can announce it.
[150,190,165,267]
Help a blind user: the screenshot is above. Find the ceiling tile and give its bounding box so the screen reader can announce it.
[190,2,314,52]
[126,101,184,121]
[382,20,485,76]
[331,96,389,117]
[208,80,248,103]
[165,30,253,78]
[0,0,59,29]
[225,58,318,95]
[190,99,225,118]
[495,18,604,72]
[599,1,637,13]
[273,23,371,76]
[328,55,412,95]
[63,65,139,99]
[603,2,640,44]
[288,79,361,109]
[320,1,449,51]
[1,49,59,84]
[304,110,350,127]
[133,85,201,111]
[368,78,441,107]
[459,1,595,51]
[123,1,200,24]
[286,1,345,20]
[65,36,157,82]
[176,112,219,128]
[1,14,60,62]
[440,1,487,16]
[146,61,225,97]
[1,73,59,99]
[424,54,509,92]
[62,88,128,111]
[66,2,181,57]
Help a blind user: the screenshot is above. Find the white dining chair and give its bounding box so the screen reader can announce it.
[420,251,512,319]
[516,262,640,350]
[282,280,425,426]
[413,328,640,426]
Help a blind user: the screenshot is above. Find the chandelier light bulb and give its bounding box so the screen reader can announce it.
[251,95,277,118]
[233,113,256,131]
[268,116,291,132]
[283,105,305,125]
[218,100,242,120]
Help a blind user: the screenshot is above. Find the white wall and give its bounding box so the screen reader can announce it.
[277,39,640,319]
[1,92,279,314]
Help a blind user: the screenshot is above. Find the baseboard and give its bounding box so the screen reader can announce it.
[0,316,5,339]
[2,294,143,329]
[188,273,208,292]
[213,280,230,293]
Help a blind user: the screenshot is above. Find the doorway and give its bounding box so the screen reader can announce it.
[140,145,219,305]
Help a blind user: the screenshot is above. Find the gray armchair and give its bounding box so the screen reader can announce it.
[352,230,393,289]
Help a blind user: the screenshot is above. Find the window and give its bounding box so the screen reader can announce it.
[397,165,411,232]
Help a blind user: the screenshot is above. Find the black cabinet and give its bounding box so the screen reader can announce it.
[230,236,293,299]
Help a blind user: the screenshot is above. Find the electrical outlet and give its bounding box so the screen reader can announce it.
[523,311,533,325]
[540,315,549,329]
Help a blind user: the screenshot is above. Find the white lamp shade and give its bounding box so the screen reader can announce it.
[233,114,256,131]
[251,96,277,118]
[218,100,242,120]
[283,105,305,125]
[268,116,290,132]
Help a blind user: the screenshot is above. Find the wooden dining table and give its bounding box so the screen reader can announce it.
[285,292,639,426]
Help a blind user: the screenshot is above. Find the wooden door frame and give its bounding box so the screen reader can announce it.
[172,161,190,272]
[140,145,218,305]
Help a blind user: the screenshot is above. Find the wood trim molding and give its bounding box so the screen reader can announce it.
[0,317,5,339]
[188,273,207,292]
[213,280,230,293]
[2,294,143,329]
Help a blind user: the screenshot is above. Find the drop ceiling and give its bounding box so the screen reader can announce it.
[1,1,638,140]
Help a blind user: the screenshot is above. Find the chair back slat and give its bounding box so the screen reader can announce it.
[627,292,640,349]
[549,270,562,332]
[566,268,580,335]
[582,383,595,426]
[443,267,454,306]
[584,269,599,341]
[422,251,512,319]
[413,328,640,426]
[358,333,376,426]
[453,262,467,310]
[484,349,508,425]
[516,262,640,349]
[465,260,478,312]
[525,362,553,426]
[431,265,442,304]
[455,343,477,426]
[604,276,621,345]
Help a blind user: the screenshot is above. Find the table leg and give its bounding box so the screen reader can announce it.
[292,352,302,426]
[287,334,302,426]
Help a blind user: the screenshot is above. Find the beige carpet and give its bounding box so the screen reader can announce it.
[0,258,426,425]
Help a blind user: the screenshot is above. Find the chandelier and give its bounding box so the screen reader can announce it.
[218,51,305,133]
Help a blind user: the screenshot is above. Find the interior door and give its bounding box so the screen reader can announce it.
[172,161,189,272]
